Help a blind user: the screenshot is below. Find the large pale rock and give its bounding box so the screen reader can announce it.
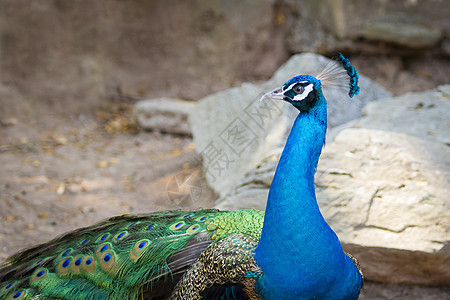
[318,129,450,285]
[299,0,448,48]
[189,53,391,197]
[357,85,450,145]
[134,98,195,136]
[316,129,449,253]
[326,85,450,143]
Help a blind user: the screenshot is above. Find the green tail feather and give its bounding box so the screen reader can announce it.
[0,209,264,300]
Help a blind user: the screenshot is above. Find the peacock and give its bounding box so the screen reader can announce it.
[0,54,363,300]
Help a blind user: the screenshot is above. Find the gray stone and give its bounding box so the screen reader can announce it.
[357,85,450,146]
[326,85,450,144]
[317,128,450,285]
[190,53,391,197]
[316,129,449,253]
[361,20,443,49]
[134,98,195,136]
[327,85,450,146]
[298,1,448,48]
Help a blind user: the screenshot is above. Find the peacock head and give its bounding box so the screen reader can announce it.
[261,53,360,113]
[261,75,322,113]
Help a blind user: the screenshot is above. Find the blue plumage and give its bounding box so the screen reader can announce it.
[256,56,363,298]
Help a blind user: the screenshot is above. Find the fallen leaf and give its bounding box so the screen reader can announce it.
[32,160,41,168]
[6,215,15,222]
[38,212,49,219]
[98,160,109,168]
[25,223,35,230]
[172,149,181,156]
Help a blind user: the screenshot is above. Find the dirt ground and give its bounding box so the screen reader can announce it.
[0,105,217,263]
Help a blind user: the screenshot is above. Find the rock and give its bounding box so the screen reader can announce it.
[190,53,391,197]
[318,129,450,285]
[360,20,443,49]
[345,244,449,286]
[134,98,195,136]
[352,85,450,146]
[286,16,338,54]
[299,0,449,48]
[316,129,449,253]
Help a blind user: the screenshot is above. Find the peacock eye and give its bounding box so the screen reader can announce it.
[292,83,305,94]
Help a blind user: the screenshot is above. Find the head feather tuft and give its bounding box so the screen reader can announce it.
[316,53,360,98]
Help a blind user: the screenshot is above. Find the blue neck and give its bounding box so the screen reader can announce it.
[254,95,362,299]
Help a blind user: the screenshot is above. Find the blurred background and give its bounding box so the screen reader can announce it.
[0,0,449,298]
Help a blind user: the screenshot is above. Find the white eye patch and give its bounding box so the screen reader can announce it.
[291,83,314,102]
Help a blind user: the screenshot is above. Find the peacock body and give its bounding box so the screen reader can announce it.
[0,54,363,300]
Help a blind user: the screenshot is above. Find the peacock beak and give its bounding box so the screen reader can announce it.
[260,86,284,101]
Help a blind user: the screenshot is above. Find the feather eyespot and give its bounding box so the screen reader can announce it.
[169,221,185,230]
[81,255,96,273]
[31,256,51,268]
[96,233,110,243]
[30,268,48,285]
[56,258,71,275]
[80,239,89,246]
[69,255,84,274]
[145,224,154,231]
[96,243,112,258]
[113,231,127,242]
[57,249,73,260]
[186,225,201,235]
[182,214,191,219]
[129,239,151,262]
[1,281,16,294]
[127,221,140,229]
[195,216,208,222]
[99,250,117,273]
[9,290,27,300]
